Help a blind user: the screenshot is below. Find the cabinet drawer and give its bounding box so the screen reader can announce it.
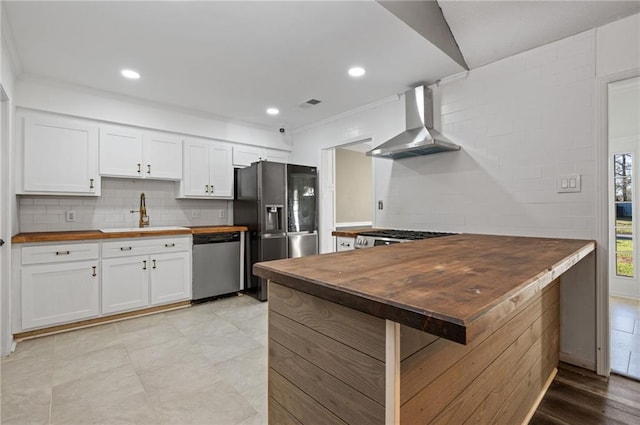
[102,236,191,258]
[336,236,355,252]
[22,243,99,265]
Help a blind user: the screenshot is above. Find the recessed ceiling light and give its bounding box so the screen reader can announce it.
[266,107,280,116]
[121,69,140,80]
[348,66,366,78]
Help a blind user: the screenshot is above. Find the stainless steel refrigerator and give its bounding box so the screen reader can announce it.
[234,161,318,301]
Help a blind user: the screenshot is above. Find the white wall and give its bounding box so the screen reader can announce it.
[16,77,292,151]
[335,148,372,224]
[291,97,403,166]
[378,30,596,237]
[291,15,640,370]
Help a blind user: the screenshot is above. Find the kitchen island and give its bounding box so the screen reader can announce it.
[254,234,595,425]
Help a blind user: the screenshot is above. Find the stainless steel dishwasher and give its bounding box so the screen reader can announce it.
[192,232,241,301]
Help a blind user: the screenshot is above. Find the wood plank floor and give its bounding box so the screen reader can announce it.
[530,363,640,425]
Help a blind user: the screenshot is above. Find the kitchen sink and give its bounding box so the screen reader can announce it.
[100,226,190,233]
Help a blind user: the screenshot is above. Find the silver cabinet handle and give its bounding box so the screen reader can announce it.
[120,246,132,251]
[152,259,156,269]
[89,178,94,189]
[143,260,147,270]
[137,163,141,173]
[147,164,151,174]
[92,266,97,277]
[164,243,175,248]
[56,251,70,255]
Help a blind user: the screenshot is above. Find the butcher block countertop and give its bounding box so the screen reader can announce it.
[11,225,248,243]
[332,227,383,237]
[254,233,595,345]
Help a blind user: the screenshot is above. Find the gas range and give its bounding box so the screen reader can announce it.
[354,229,456,249]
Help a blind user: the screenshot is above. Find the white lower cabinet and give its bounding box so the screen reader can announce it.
[150,252,191,305]
[18,236,192,332]
[336,236,356,251]
[101,236,192,314]
[101,255,149,314]
[21,250,100,330]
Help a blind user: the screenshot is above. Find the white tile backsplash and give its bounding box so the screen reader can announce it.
[17,178,231,232]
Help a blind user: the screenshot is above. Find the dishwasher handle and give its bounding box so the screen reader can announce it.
[193,232,241,245]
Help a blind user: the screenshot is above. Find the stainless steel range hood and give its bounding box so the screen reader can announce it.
[367,86,460,159]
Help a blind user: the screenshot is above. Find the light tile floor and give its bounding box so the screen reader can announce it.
[1,294,268,425]
[610,296,640,380]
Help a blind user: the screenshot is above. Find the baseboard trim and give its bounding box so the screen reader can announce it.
[13,300,191,340]
[560,352,597,371]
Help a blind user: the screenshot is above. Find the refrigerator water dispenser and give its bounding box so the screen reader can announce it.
[265,205,284,232]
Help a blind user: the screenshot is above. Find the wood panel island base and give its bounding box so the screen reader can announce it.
[254,234,595,425]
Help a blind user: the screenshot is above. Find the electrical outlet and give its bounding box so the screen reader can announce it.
[191,209,201,218]
[65,210,76,222]
[219,209,225,218]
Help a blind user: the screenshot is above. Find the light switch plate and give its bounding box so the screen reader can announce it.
[557,174,581,193]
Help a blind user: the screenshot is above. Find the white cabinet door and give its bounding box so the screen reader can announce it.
[182,140,210,197]
[99,126,143,178]
[21,260,99,329]
[209,142,233,198]
[101,256,149,314]
[22,115,100,195]
[180,139,233,199]
[144,133,182,180]
[232,145,263,167]
[150,251,191,305]
[264,149,290,164]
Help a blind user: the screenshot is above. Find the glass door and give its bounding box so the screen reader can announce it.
[287,164,318,233]
[608,76,640,379]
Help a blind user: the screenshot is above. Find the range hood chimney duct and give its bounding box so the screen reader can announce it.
[367,86,460,159]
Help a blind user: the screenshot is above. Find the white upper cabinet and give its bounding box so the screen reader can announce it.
[180,139,233,199]
[99,125,181,180]
[144,133,182,180]
[21,114,100,196]
[232,145,263,167]
[264,148,291,164]
[232,145,290,167]
[99,126,143,178]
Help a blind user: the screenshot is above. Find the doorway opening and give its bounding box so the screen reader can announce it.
[319,138,374,253]
[608,76,640,380]
[335,142,373,228]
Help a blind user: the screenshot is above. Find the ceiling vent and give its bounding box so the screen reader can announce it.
[299,98,322,109]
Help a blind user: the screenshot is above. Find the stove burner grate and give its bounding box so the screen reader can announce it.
[357,230,455,240]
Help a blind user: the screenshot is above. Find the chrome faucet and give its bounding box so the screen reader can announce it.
[130,193,150,227]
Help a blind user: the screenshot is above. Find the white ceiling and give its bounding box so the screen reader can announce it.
[4,1,640,131]
[440,0,640,69]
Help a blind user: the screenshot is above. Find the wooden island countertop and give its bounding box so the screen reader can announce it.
[254,233,594,345]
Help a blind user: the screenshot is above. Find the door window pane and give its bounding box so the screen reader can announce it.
[613,153,634,277]
[616,253,634,277]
